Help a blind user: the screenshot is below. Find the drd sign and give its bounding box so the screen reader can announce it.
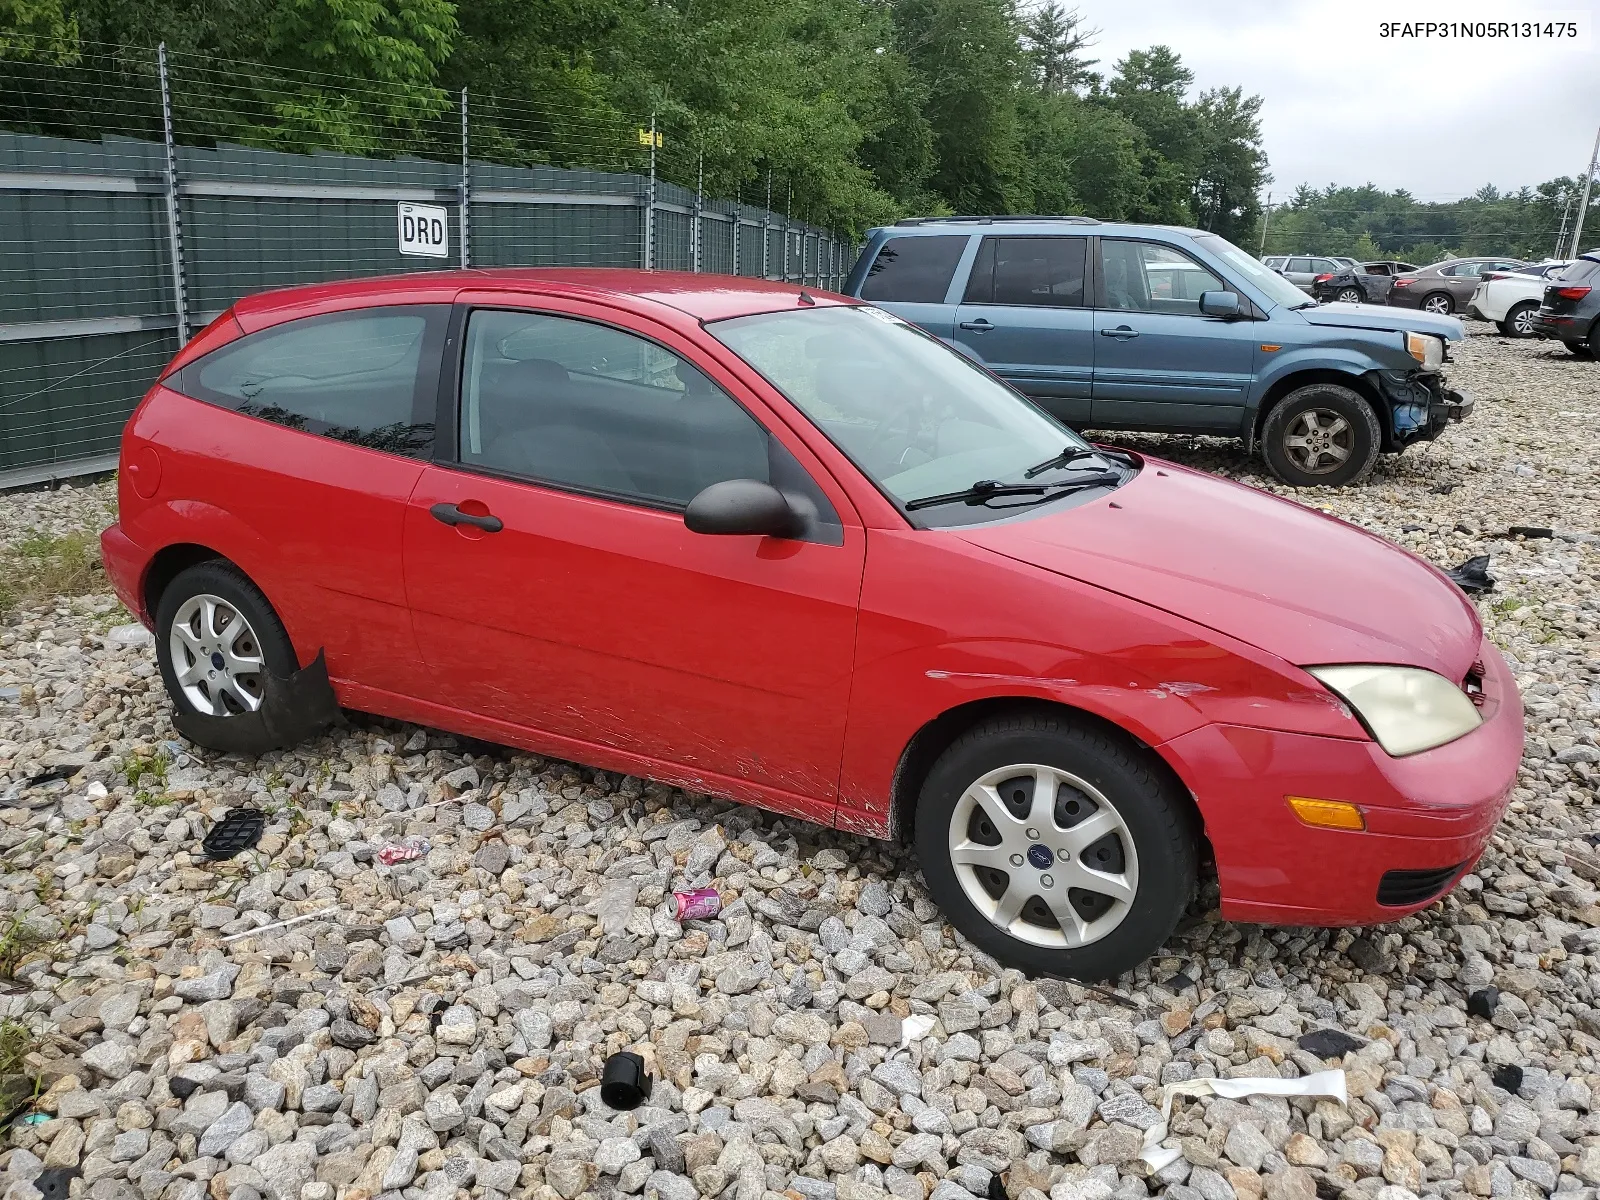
[398,203,449,258]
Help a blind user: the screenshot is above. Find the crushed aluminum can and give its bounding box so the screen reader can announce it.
[376,836,430,866]
[673,887,722,921]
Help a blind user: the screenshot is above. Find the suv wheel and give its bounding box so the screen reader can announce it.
[1261,383,1382,487]
[1500,301,1539,338]
[1564,339,1596,360]
[914,711,1198,980]
[1421,292,1453,315]
[1336,287,1363,304]
[155,562,296,719]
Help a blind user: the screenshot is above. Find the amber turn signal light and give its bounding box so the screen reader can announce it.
[1286,796,1365,831]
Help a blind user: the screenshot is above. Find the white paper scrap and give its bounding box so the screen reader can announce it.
[901,1013,937,1048]
[1139,1068,1348,1170]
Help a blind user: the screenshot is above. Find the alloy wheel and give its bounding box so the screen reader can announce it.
[1422,294,1451,315]
[947,763,1139,949]
[1337,289,1362,304]
[169,593,266,716]
[1512,307,1536,335]
[1282,408,1353,474]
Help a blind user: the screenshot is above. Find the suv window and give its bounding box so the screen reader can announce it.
[1100,241,1227,314]
[1311,259,1339,273]
[458,309,839,536]
[1287,258,1314,273]
[860,235,968,304]
[1263,257,1286,269]
[1441,263,1482,277]
[174,305,446,457]
[964,236,1087,307]
[1559,259,1600,283]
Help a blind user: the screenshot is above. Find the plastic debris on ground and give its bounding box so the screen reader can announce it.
[221,904,338,942]
[376,835,431,866]
[1447,554,1496,594]
[598,1050,653,1110]
[201,808,265,860]
[1468,986,1500,1018]
[1506,525,1555,539]
[35,1168,80,1200]
[106,623,154,647]
[1296,1028,1366,1058]
[900,1013,937,1048]
[1493,1063,1525,1094]
[674,887,722,921]
[1139,1068,1349,1170]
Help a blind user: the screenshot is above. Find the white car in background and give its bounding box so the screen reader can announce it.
[1469,261,1573,337]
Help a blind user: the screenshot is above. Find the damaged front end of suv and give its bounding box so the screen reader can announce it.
[1377,330,1474,449]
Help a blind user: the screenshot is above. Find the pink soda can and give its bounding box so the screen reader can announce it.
[674,887,722,921]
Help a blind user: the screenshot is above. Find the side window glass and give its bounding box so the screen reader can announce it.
[988,237,1086,307]
[1287,258,1313,273]
[860,235,968,303]
[175,306,445,457]
[1312,259,1339,273]
[459,309,844,538]
[962,237,996,303]
[1099,241,1226,315]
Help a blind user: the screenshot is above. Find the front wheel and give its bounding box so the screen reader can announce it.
[914,712,1199,980]
[1260,383,1382,487]
[1336,287,1363,304]
[1421,292,1453,315]
[1500,301,1539,338]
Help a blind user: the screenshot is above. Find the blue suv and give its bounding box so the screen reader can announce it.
[841,217,1473,487]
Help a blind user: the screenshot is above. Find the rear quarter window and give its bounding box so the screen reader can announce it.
[860,235,968,303]
[170,305,448,458]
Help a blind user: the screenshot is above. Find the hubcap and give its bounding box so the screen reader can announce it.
[947,763,1139,949]
[169,594,265,717]
[1283,407,1353,474]
[1424,296,1449,314]
[1339,290,1361,303]
[1514,308,1534,334]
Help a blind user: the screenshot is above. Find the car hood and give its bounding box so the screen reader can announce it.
[1293,304,1465,340]
[958,460,1483,680]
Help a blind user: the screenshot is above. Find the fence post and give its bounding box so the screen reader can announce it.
[157,44,190,345]
[731,217,740,277]
[693,153,703,273]
[643,112,657,270]
[762,170,772,279]
[783,182,792,283]
[459,88,471,269]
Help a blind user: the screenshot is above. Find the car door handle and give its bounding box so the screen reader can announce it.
[959,318,993,331]
[430,502,503,533]
[1101,326,1140,339]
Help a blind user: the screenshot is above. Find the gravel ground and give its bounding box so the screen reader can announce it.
[2,329,1600,1200]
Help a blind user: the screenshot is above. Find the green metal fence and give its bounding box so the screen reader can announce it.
[0,48,852,486]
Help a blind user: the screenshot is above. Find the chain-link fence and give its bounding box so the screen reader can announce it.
[0,43,855,486]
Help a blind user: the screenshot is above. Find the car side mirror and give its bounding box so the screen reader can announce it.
[685,479,800,538]
[1199,291,1242,318]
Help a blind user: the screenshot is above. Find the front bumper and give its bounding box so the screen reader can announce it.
[1162,636,1523,926]
[1378,369,1472,444]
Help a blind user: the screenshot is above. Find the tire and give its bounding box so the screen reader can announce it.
[1420,292,1453,315]
[154,561,298,723]
[1501,301,1539,338]
[913,711,1199,980]
[1260,383,1382,488]
[1564,340,1596,360]
[1336,287,1363,304]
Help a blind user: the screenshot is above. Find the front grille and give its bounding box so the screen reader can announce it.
[1377,863,1465,907]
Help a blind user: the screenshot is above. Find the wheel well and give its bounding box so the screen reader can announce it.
[889,697,1210,859]
[141,543,227,620]
[1253,369,1387,450]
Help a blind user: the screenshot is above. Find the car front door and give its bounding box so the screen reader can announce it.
[1283,257,1316,291]
[951,235,1094,425]
[1091,239,1259,432]
[1442,261,1486,305]
[399,296,866,821]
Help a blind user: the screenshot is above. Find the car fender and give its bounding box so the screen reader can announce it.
[1246,344,1396,415]
[119,498,311,658]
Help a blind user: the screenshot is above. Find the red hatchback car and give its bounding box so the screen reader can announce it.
[101,269,1524,977]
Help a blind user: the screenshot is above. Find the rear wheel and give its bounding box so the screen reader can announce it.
[914,712,1198,980]
[155,562,296,720]
[1336,287,1363,304]
[1421,292,1453,315]
[1261,383,1382,488]
[1564,339,1596,359]
[1500,302,1539,338]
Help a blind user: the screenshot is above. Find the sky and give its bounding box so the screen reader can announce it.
[1069,0,1598,201]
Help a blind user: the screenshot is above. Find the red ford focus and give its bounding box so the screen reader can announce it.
[101,270,1524,977]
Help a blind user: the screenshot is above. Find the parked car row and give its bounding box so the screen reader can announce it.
[103,235,1524,980]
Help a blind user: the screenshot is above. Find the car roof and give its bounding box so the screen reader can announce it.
[875,217,1210,238]
[229,268,852,329]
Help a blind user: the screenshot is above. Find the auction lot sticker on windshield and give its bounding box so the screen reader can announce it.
[398,203,450,258]
[859,306,910,325]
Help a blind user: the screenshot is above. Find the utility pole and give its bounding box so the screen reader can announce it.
[1257,191,1273,258]
[1556,196,1574,259]
[1571,122,1600,259]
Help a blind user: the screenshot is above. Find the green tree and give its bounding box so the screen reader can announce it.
[1020,1,1095,96]
[1102,45,1198,224]
[1189,86,1266,241]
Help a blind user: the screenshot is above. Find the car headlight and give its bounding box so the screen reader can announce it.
[1307,664,1482,756]
[1405,332,1444,371]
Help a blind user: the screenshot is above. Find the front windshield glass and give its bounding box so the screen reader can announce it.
[708,305,1124,522]
[1197,233,1314,309]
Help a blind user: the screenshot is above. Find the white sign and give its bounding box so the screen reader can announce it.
[398,203,449,258]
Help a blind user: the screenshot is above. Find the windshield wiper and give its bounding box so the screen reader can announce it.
[905,474,1122,512]
[1023,445,1137,478]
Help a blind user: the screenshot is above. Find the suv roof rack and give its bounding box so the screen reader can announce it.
[893,215,1102,227]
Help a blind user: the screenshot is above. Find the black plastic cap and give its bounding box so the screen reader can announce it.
[599,1051,652,1110]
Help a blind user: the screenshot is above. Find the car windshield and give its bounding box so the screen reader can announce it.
[1197,234,1314,309]
[708,305,1124,524]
